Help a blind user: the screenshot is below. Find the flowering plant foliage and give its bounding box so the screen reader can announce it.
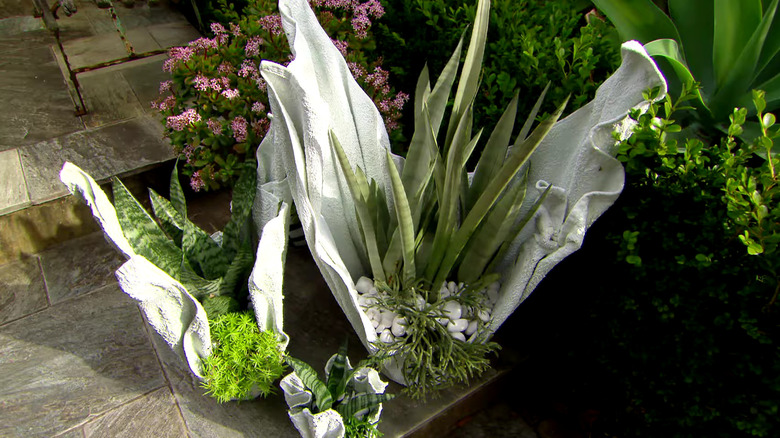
[154,0,408,191]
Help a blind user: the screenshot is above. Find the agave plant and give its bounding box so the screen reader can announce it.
[281,341,393,438]
[256,0,666,398]
[60,161,291,402]
[592,0,780,125]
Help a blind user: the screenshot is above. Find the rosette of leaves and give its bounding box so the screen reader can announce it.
[60,160,288,402]
[281,342,393,438]
[258,0,665,401]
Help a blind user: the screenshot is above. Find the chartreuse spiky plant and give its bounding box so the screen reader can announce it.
[111,160,286,401]
[330,0,562,398]
[286,341,394,438]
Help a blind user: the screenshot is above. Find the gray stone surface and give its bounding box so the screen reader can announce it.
[0,283,166,437]
[19,116,172,203]
[39,231,125,304]
[62,31,128,70]
[78,69,146,128]
[0,45,83,150]
[0,256,47,325]
[81,387,188,437]
[119,54,169,112]
[448,402,537,438]
[0,0,34,19]
[0,148,30,215]
[147,21,200,48]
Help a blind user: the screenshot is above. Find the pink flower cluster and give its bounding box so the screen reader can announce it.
[312,0,385,39]
[258,15,283,36]
[151,94,175,111]
[331,38,348,56]
[366,66,391,95]
[221,88,240,99]
[192,75,231,92]
[232,116,248,143]
[190,170,206,192]
[207,119,223,136]
[238,59,259,79]
[163,46,195,72]
[166,109,201,131]
[251,101,266,113]
[245,36,264,57]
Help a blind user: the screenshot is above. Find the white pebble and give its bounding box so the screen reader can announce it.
[487,287,499,304]
[451,331,466,342]
[443,301,462,320]
[436,317,449,326]
[415,295,426,311]
[391,316,407,337]
[380,310,396,328]
[366,287,378,297]
[371,318,380,329]
[366,307,380,322]
[439,283,451,299]
[478,309,491,323]
[356,277,374,294]
[465,320,478,336]
[448,281,458,295]
[379,329,394,344]
[447,318,469,333]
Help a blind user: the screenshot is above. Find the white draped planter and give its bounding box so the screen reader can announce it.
[255,0,667,384]
[61,163,291,384]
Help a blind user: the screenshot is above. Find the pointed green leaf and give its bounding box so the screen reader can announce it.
[644,39,709,112]
[218,240,253,297]
[286,356,333,413]
[469,94,519,210]
[112,177,184,280]
[669,0,715,93]
[222,162,257,260]
[386,151,417,287]
[326,340,350,401]
[149,188,184,246]
[336,393,395,420]
[517,82,550,144]
[713,0,762,87]
[429,36,465,136]
[169,162,187,218]
[182,219,229,280]
[591,0,680,44]
[330,131,386,282]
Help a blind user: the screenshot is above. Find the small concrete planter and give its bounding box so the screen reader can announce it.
[60,162,291,395]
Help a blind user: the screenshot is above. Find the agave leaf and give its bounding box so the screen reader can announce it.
[644,39,709,111]
[433,98,568,287]
[368,179,391,257]
[458,171,527,283]
[112,177,184,281]
[445,0,489,150]
[335,393,394,420]
[756,71,780,110]
[386,150,417,287]
[591,0,680,44]
[710,0,779,119]
[287,356,333,413]
[484,185,552,276]
[428,35,465,136]
[712,0,762,87]
[221,162,257,260]
[326,341,350,401]
[755,4,780,78]
[149,188,184,246]
[330,130,386,282]
[668,0,715,93]
[469,94,519,210]
[182,219,229,280]
[517,82,550,144]
[413,64,431,127]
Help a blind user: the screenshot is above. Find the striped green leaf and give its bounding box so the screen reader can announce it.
[218,240,253,297]
[169,162,187,218]
[286,356,332,413]
[432,98,568,287]
[178,268,221,301]
[222,162,256,260]
[148,188,184,246]
[330,130,386,282]
[386,150,417,287]
[182,219,229,280]
[326,341,350,401]
[336,393,394,420]
[112,177,184,280]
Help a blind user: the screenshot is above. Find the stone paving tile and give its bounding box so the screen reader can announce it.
[448,402,538,438]
[0,256,48,325]
[0,45,83,150]
[0,148,30,215]
[0,283,166,438]
[38,231,125,305]
[148,21,200,48]
[81,387,188,437]
[54,428,86,438]
[62,31,128,70]
[0,16,53,52]
[119,54,169,112]
[19,116,172,204]
[0,0,35,19]
[125,26,162,54]
[78,69,146,129]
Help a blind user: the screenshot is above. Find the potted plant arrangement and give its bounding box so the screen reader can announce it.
[254,0,666,398]
[281,341,393,438]
[60,160,291,402]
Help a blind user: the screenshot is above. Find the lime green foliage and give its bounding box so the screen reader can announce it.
[376,0,620,146]
[539,86,779,435]
[201,312,286,402]
[286,342,394,438]
[156,0,408,190]
[593,0,780,124]
[113,161,256,302]
[367,279,500,400]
